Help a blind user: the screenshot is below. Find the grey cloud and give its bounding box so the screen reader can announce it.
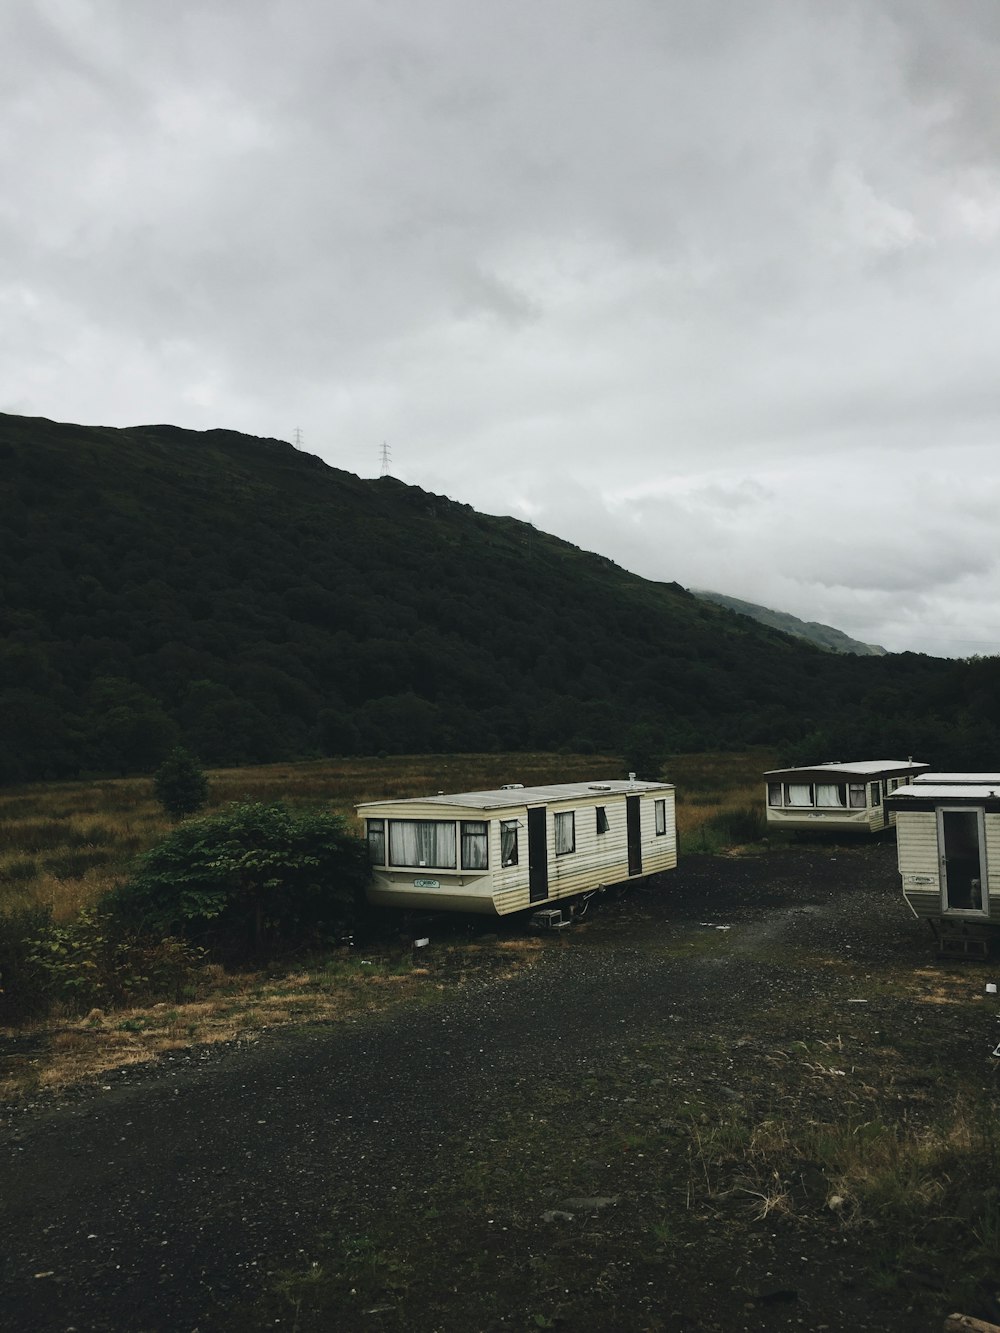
[3,0,1000,653]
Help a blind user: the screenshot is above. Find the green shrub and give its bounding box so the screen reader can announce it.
[106,801,370,963]
[28,908,205,1012]
[0,904,54,1024]
[153,746,209,820]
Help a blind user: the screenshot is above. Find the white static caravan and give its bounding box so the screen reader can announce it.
[357,779,677,917]
[764,759,930,835]
[887,773,1000,955]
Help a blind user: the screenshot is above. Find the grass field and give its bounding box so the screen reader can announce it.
[0,749,780,923]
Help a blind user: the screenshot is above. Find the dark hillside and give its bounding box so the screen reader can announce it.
[0,412,995,781]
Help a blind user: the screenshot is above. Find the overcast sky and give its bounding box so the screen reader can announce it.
[4,1,1000,657]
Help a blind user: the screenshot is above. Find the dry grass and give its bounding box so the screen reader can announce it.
[1,938,545,1099]
[0,749,777,1096]
[0,749,778,921]
[667,749,779,848]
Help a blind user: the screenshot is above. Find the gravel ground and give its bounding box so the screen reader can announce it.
[1,841,997,1332]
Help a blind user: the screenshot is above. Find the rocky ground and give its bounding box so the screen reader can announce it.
[2,840,999,1332]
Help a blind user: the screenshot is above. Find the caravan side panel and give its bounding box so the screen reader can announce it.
[897,810,1000,925]
[987,813,1000,926]
[896,810,940,918]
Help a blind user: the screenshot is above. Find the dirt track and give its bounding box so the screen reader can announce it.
[1,842,997,1332]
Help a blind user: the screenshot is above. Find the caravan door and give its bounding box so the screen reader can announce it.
[937,807,988,914]
[626,796,642,875]
[527,807,549,902]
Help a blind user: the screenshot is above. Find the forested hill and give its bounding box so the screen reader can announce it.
[1,412,997,783]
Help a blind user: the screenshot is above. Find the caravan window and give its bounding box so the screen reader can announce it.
[461,821,489,870]
[500,820,519,867]
[767,783,782,807]
[596,807,609,835]
[389,820,457,869]
[555,811,576,855]
[655,799,667,835]
[785,783,813,807]
[870,782,881,807]
[816,783,847,808]
[366,819,386,865]
[849,784,866,808]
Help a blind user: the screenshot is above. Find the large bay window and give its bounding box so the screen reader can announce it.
[816,783,847,808]
[389,819,457,869]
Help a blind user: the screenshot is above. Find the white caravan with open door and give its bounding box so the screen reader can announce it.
[887,773,1000,955]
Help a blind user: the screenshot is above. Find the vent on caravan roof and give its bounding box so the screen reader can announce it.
[588,784,613,791]
[501,783,524,790]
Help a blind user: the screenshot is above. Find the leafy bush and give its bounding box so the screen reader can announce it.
[29,909,205,1012]
[0,904,53,1024]
[106,801,370,963]
[153,746,209,820]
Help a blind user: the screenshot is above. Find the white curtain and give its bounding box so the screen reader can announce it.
[555,811,575,854]
[786,784,813,806]
[816,784,846,808]
[389,820,457,868]
[461,821,489,870]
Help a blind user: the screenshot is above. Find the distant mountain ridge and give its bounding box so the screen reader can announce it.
[0,411,995,782]
[693,590,887,657]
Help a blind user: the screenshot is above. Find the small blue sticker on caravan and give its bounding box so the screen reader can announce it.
[413,878,439,889]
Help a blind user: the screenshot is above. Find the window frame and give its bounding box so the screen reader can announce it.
[366,818,386,865]
[500,819,519,867]
[388,818,458,870]
[595,806,609,835]
[460,819,489,871]
[654,799,667,835]
[554,810,576,856]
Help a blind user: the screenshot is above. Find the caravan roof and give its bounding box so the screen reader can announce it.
[764,759,927,779]
[357,779,673,813]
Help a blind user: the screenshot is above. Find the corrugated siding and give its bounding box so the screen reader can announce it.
[898,810,1000,924]
[987,814,1000,923]
[896,812,938,876]
[897,811,940,916]
[364,790,676,915]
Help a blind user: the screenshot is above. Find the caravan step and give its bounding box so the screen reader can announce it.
[530,908,571,931]
[931,918,995,961]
